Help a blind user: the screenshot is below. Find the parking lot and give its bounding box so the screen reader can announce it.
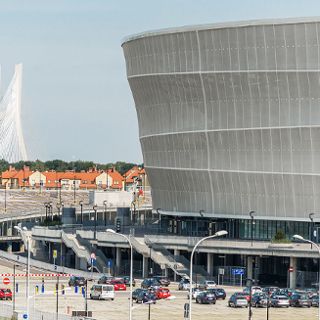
[4,279,318,320]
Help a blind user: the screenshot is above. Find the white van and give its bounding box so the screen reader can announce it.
[90,284,115,300]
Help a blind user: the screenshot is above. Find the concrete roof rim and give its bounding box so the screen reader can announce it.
[122,16,320,45]
[159,210,316,222]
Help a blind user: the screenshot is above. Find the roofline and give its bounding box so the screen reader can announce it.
[121,16,320,45]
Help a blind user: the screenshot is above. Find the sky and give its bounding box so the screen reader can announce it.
[0,0,320,164]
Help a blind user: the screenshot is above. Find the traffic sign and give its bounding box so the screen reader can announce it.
[232,268,245,275]
[53,250,57,259]
[23,314,28,319]
[3,277,10,285]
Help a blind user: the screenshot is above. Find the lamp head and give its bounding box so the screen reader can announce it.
[103,200,107,206]
[249,211,255,219]
[214,230,228,237]
[309,213,315,221]
[199,210,204,217]
[79,200,83,206]
[14,226,22,232]
[93,204,98,211]
[293,234,304,241]
[106,228,116,234]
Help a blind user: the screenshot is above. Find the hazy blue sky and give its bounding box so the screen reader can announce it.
[1,0,319,163]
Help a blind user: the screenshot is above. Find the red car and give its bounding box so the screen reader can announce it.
[155,287,171,300]
[0,289,12,300]
[110,279,126,291]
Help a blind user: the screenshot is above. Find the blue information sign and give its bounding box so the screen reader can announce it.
[23,314,28,320]
[232,268,245,275]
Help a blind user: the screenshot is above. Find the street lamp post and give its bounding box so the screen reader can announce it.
[14,226,30,319]
[188,230,228,320]
[103,200,107,226]
[4,182,7,213]
[44,202,48,221]
[309,213,315,248]
[106,229,133,320]
[293,234,320,320]
[249,211,255,247]
[93,205,98,240]
[79,201,83,224]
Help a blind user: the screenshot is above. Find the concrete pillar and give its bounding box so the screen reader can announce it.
[207,252,213,275]
[254,256,260,282]
[289,257,297,289]
[164,267,168,278]
[20,242,25,252]
[116,247,121,275]
[7,242,12,253]
[173,249,180,281]
[247,256,253,279]
[142,256,148,278]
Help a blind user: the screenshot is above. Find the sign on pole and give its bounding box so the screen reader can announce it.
[3,277,10,285]
[184,303,189,319]
[53,250,57,259]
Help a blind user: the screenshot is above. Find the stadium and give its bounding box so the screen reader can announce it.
[122,17,320,242]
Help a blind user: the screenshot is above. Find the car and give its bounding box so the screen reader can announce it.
[110,279,126,291]
[289,293,311,307]
[136,290,157,304]
[311,295,319,307]
[207,288,226,300]
[251,294,268,307]
[132,288,148,301]
[97,275,114,284]
[178,278,190,291]
[243,286,262,295]
[228,293,248,308]
[270,295,290,308]
[262,287,279,295]
[187,288,203,300]
[198,280,216,290]
[141,278,161,289]
[122,276,136,287]
[68,276,86,287]
[196,291,216,304]
[0,289,12,300]
[90,284,115,300]
[155,287,171,299]
[276,288,296,297]
[152,276,170,287]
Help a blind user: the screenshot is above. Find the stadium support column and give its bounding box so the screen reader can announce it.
[289,257,297,289]
[174,249,180,281]
[247,256,253,280]
[142,255,148,278]
[116,247,121,275]
[207,253,213,276]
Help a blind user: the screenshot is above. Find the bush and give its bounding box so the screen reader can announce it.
[272,229,290,243]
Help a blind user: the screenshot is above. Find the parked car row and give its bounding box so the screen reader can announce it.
[141,276,170,289]
[228,286,320,308]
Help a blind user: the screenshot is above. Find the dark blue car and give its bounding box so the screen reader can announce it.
[195,291,216,304]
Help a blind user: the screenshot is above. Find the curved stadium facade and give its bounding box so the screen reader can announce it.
[123,17,320,240]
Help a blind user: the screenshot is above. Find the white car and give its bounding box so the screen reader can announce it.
[178,279,190,290]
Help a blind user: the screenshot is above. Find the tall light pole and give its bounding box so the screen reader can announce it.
[93,205,98,240]
[293,234,320,320]
[103,200,107,226]
[14,226,30,319]
[106,229,133,320]
[79,200,83,224]
[249,211,255,247]
[188,230,228,320]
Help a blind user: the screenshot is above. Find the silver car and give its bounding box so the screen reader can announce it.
[271,295,290,308]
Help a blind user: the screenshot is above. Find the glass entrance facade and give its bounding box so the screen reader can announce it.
[161,215,311,241]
